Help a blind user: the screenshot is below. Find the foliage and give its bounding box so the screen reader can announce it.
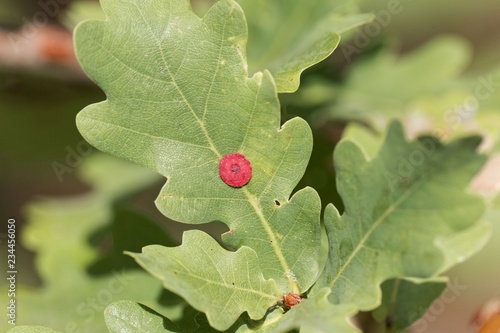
[1,154,166,333]
[8,0,499,332]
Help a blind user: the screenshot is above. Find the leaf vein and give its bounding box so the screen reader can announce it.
[328,171,431,290]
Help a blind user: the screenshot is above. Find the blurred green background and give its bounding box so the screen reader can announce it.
[1,0,499,332]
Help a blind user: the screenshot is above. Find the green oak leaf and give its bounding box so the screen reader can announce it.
[104,301,228,333]
[342,122,385,160]
[75,0,321,297]
[271,288,359,333]
[371,278,447,331]
[325,36,471,123]
[129,230,281,331]
[223,288,359,333]
[1,155,164,333]
[104,301,182,333]
[289,37,475,133]
[343,123,492,330]
[77,152,161,199]
[370,219,492,330]
[310,37,500,155]
[342,123,493,272]
[238,0,373,92]
[409,57,498,156]
[312,121,487,311]
[88,207,177,273]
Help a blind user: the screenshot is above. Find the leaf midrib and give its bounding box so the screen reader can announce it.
[132,2,221,158]
[141,253,277,300]
[244,188,298,293]
[328,169,432,290]
[131,2,298,293]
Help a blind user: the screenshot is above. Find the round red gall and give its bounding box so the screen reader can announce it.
[283,293,302,309]
[219,153,252,187]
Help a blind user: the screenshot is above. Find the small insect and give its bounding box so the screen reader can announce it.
[283,293,303,309]
[219,153,252,187]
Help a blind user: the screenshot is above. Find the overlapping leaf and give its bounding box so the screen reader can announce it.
[342,122,492,329]
[323,36,472,122]
[270,289,359,333]
[130,231,281,331]
[301,37,500,155]
[75,0,322,306]
[369,217,492,330]
[312,122,487,311]
[72,0,494,331]
[143,288,359,333]
[282,37,475,129]
[238,0,373,92]
[3,154,164,333]
[371,278,447,331]
[104,301,183,333]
